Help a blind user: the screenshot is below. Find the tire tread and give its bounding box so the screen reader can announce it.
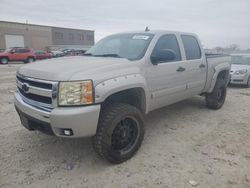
[93,103,144,164]
[206,78,227,109]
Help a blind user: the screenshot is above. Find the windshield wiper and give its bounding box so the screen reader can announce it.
[94,54,122,58]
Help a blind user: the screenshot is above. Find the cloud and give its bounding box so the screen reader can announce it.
[1,0,250,49]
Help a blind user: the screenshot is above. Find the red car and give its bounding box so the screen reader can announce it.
[35,51,52,60]
[0,47,36,64]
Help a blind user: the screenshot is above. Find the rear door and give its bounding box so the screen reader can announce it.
[146,34,189,110]
[8,48,20,61]
[180,35,206,95]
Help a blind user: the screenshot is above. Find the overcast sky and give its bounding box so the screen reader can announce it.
[0,0,250,49]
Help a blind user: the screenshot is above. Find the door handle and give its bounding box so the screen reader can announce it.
[199,64,206,68]
[176,67,186,72]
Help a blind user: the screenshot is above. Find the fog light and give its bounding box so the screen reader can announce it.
[63,129,73,136]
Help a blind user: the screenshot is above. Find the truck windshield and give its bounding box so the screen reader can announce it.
[85,33,154,60]
[232,55,250,65]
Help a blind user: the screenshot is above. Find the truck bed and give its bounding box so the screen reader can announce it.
[205,53,230,58]
[203,53,231,92]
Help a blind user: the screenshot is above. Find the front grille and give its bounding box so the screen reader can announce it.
[18,88,52,104]
[17,75,52,89]
[16,75,57,109]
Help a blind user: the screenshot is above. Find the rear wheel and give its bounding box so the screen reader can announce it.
[25,57,35,63]
[93,103,145,164]
[0,57,8,64]
[206,78,227,109]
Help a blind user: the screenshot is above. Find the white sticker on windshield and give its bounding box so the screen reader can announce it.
[132,35,150,40]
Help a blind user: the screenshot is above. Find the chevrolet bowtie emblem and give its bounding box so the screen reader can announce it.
[22,83,29,93]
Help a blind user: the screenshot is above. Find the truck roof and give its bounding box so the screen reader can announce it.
[116,30,197,36]
[231,53,250,57]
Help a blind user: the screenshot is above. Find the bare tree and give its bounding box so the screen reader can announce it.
[228,44,240,51]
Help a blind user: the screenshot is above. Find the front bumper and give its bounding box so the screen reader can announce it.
[230,74,249,85]
[15,92,101,138]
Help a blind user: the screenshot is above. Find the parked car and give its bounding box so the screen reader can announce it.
[61,49,71,55]
[35,51,52,60]
[230,54,250,87]
[0,47,36,64]
[74,49,86,56]
[65,49,86,56]
[51,50,65,57]
[15,31,231,163]
[60,49,84,56]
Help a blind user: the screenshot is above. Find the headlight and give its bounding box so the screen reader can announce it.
[58,80,94,106]
[234,69,247,75]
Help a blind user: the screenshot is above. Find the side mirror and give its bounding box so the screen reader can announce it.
[10,50,15,54]
[151,49,177,65]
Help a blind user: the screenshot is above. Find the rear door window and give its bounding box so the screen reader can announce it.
[181,35,201,60]
[17,48,29,53]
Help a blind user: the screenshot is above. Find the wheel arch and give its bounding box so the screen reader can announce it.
[0,56,9,60]
[207,63,230,93]
[27,56,36,60]
[95,74,149,114]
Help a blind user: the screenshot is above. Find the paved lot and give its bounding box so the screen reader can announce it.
[0,64,250,188]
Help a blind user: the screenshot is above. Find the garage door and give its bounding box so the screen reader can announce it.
[5,35,24,48]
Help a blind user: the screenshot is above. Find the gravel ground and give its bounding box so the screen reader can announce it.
[0,64,250,188]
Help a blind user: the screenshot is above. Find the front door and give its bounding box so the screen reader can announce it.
[146,34,188,111]
[9,48,28,61]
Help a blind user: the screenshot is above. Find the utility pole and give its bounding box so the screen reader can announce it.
[25,20,29,31]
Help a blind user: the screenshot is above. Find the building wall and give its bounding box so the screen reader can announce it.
[0,21,52,50]
[0,21,95,50]
[51,27,94,47]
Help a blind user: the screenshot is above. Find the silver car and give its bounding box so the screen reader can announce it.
[230,54,250,87]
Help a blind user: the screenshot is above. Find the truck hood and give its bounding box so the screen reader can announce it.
[231,64,250,72]
[18,56,141,82]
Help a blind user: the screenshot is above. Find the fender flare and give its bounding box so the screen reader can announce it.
[207,62,231,93]
[95,74,150,113]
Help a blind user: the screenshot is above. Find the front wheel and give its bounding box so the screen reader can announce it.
[93,103,145,164]
[206,78,227,109]
[0,57,9,64]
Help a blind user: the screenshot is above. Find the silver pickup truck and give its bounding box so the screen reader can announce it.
[15,31,231,163]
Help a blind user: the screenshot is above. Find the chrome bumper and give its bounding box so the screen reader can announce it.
[15,92,101,137]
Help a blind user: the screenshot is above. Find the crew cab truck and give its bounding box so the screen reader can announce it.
[14,31,231,163]
[0,47,36,64]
